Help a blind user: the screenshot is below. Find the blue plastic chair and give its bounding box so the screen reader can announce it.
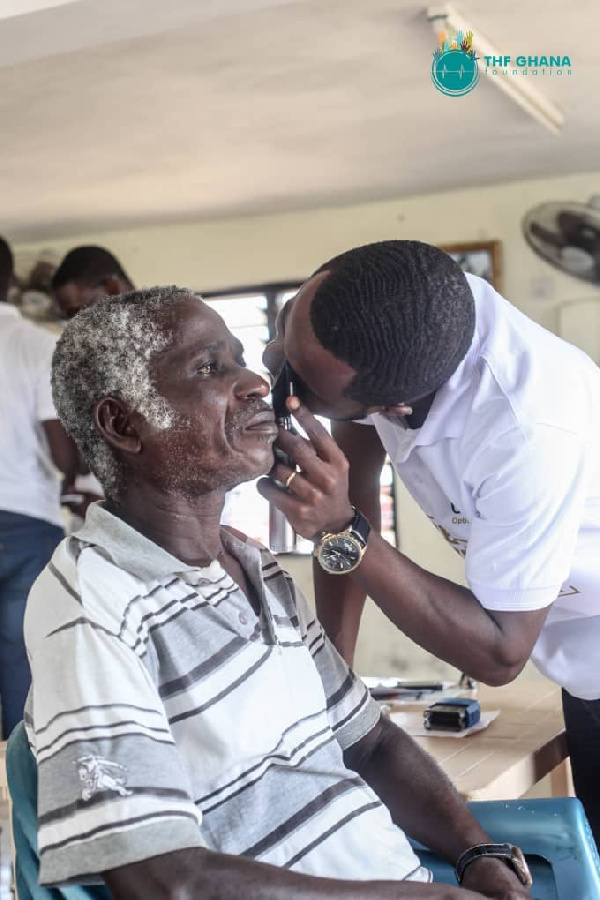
[410,798,600,899]
[8,721,600,898]
[7,722,111,899]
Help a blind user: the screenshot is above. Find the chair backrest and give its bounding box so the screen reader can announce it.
[411,798,600,900]
[7,722,111,900]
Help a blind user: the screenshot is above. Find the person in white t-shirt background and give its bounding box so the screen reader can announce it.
[260,240,600,849]
[0,236,79,736]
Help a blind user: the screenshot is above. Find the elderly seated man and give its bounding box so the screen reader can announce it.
[22,286,530,899]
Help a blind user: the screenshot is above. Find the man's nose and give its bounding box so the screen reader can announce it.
[236,367,270,399]
[262,336,284,378]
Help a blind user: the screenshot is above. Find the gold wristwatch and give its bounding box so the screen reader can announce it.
[313,508,371,575]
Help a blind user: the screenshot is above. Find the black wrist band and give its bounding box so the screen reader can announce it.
[455,842,532,887]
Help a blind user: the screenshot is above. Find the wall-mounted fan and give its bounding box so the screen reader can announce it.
[522,196,600,285]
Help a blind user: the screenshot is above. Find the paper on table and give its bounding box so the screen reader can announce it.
[390,709,500,738]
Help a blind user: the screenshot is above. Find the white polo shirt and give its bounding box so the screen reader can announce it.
[367,275,600,700]
[0,304,62,527]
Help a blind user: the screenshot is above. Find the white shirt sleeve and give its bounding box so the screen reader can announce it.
[465,424,589,612]
[34,329,58,422]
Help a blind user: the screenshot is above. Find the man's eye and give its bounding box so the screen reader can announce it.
[197,362,217,376]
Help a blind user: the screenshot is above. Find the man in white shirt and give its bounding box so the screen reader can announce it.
[0,236,79,736]
[260,240,600,848]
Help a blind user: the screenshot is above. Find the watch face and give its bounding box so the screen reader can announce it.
[319,535,362,573]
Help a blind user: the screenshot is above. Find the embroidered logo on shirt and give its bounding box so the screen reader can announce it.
[450,502,470,526]
[75,756,133,801]
[428,516,469,557]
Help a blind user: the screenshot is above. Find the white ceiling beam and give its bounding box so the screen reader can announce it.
[0,0,83,23]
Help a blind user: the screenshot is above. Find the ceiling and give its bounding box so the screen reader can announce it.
[1,0,598,241]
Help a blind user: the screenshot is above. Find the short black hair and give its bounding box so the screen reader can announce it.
[310,240,475,406]
[0,236,14,301]
[51,245,131,291]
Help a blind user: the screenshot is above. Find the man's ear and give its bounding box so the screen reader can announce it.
[94,398,142,455]
[382,402,413,418]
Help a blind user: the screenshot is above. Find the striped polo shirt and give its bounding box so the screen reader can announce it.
[24,503,428,887]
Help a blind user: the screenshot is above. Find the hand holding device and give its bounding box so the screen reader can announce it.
[258,397,355,540]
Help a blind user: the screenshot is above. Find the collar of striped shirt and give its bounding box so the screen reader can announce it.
[75,501,253,584]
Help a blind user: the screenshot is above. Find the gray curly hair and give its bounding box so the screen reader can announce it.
[52,285,195,499]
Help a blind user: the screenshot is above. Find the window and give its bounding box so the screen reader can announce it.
[202,292,272,546]
[202,285,397,553]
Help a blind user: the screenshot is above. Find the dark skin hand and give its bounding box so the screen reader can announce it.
[257,399,548,685]
[42,418,80,481]
[97,296,527,899]
[260,272,549,679]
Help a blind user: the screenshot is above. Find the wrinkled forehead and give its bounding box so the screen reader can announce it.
[153,294,239,362]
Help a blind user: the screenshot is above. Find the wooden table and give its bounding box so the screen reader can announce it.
[390,678,572,801]
[0,682,570,821]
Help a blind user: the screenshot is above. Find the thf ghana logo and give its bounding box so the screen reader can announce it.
[431,29,479,97]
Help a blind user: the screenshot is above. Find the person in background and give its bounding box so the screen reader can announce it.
[51,244,134,320]
[260,239,600,849]
[51,245,135,519]
[0,235,79,737]
[20,286,530,898]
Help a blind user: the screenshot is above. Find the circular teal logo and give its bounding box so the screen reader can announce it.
[431,49,479,96]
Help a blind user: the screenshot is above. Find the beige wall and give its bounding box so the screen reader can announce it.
[15,168,600,346]
[15,168,599,679]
